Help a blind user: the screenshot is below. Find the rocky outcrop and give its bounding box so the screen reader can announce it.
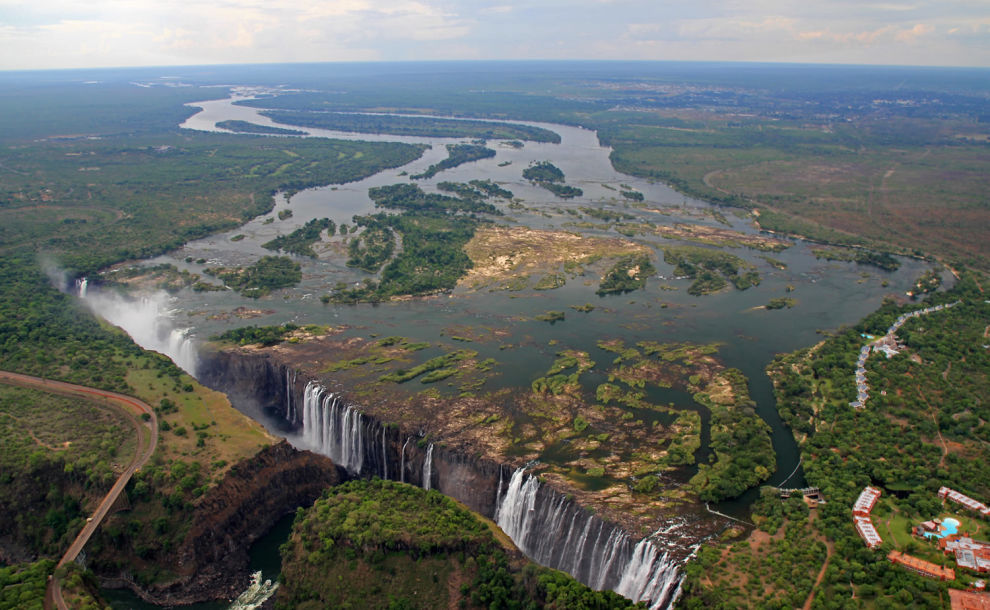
[196,346,291,429]
[102,441,343,605]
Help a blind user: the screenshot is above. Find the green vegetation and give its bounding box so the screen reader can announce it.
[534,273,566,290]
[367,183,499,216]
[277,479,638,609]
[207,255,302,298]
[580,207,636,222]
[680,495,827,609]
[535,310,566,324]
[469,179,514,199]
[438,179,514,201]
[211,323,312,346]
[324,184,502,302]
[215,120,306,136]
[763,275,989,604]
[541,183,584,199]
[765,297,797,310]
[380,349,476,383]
[596,254,656,296]
[256,108,561,142]
[596,109,989,271]
[0,385,134,558]
[411,143,496,179]
[0,133,424,274]
[811,247,901,271]
[523,161,583,198]
[346,216,395,272]
[690,369,775,502]
[262,217,336,257]
[663,246,760,295]
[531,351,595,396]
[54,563,109,610]
[620,189,644,202]
[0,560,54,610]
[523,161,565,183]
[910,269,942,296]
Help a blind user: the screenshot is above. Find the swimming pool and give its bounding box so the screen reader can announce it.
[925,517,960,539]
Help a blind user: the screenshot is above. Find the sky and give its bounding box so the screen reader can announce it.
[1,0,988,70]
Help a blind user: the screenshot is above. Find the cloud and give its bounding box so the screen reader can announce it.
[0,0,985,68]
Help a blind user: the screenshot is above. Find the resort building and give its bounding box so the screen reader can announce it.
[888,550,955,581]
[949,589,990,610]
[939,487,990,516]
[942,537,990,574]
[855,516,884,548]
[853,486,882,517]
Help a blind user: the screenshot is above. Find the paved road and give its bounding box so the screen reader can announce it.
[0,371,158,610]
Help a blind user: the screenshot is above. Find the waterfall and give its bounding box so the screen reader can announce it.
[494,468,681,608]
[75,278,88,298]
[400,437,410,484]
[381,427,388,480]
[300,381,364,473]
[422,443,434,491]
[166,328,199,376]
[285,370,297,424]
[77,288,198,376]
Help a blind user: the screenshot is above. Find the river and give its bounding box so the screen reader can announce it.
[90,89,938,607]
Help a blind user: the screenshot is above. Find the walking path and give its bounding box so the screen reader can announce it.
[0,371,158,610]
[850,301,960,409]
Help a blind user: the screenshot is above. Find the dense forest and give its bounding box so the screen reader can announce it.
[411,143,497,179]
[277,479,641,609]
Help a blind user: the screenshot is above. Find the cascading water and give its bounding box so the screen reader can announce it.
[77,287,198,375]
[290,381,684,607]
[399,437,410,484]
[75,278,88,298]
[495,468,681,609]
[422,443,434,491]
[300,382,364,472]
[381,427,388,481]
[284,370,298,424]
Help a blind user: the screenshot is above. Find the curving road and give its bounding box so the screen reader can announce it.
[0,371,158,610]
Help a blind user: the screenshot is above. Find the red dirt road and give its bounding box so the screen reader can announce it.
[0,371,158,610]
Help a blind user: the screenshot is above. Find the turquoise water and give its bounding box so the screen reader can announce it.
[924,517,960,539]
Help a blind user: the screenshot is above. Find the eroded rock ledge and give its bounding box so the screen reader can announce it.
[101,440,343,605]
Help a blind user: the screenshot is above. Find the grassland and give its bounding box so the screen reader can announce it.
[0,385,135,558]
[0,133,424,274]
[598,113,990,271]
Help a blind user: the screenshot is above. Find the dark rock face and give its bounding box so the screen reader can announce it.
[102,441,343,605]
[199,347,507,519]
[170,441,343,602]
[196,346,291,430]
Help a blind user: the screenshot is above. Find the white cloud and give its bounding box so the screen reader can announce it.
[0,0,985,68]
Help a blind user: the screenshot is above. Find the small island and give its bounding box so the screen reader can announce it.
[523,161,584,199]
[215,120,307,136]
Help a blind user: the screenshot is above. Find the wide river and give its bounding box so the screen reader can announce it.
[95,90,940,607]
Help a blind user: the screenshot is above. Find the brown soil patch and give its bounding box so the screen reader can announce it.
[460,226,648,290]
[653,223,789,251]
